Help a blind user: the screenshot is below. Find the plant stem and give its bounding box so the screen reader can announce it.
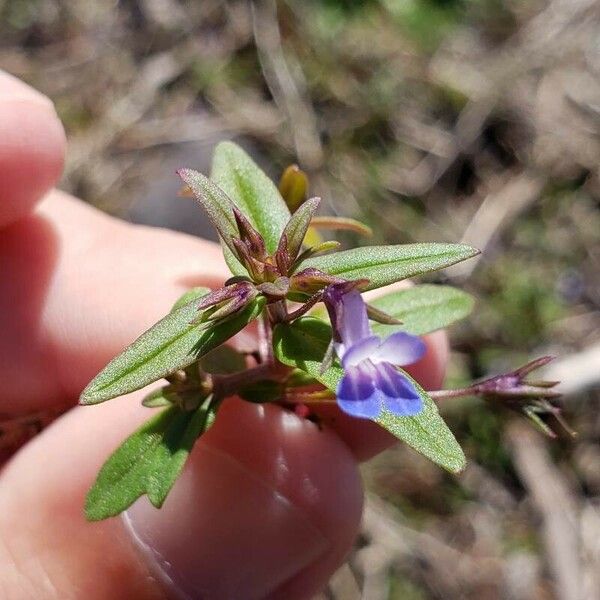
[283,291,323,322]
[257,310,273,363]
[283,391,336,405]
[267,299,287,323]
[212,361,290,398]
[428,385,481,400]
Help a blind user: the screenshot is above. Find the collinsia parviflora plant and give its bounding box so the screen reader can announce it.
[80,142,569,521]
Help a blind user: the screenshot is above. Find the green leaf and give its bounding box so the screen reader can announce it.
[211,142,291,255]
[199,345,246,375]
[141,384,207,411]
[286,368,321,387]
[170,287,211,313]
[239,380,284,404]
[85,404,211,521]
[222,241,249,277]
[273,317,342,391]
[301,243,478,290]
[273,317,465,473]
[309,216,372,237]
[141,387,175,408]
[370,285,475,336]
[277,196,321,265]
[80,296,265,404]
[375,373,466,474]
[177,168,241,260]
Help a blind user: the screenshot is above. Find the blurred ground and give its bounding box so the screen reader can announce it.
[1,1,600,598]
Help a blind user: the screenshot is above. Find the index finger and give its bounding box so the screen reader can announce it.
[0,70,66,228]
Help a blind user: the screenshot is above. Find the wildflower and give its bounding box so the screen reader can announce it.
[323,283,426,419]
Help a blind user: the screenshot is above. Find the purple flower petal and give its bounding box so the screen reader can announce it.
[373,331,426,367]
[341,335,381,368]
[374,362,423,416]
[384,394,423,416]
[339,290,372,347]
[336,365,383,418]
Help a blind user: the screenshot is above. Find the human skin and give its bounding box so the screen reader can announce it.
[0,69,448,600]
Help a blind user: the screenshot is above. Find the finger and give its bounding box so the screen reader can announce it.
[0,70,66,228]
[0,189,448,465]
[0,190,229,414]
[0,392,363,600]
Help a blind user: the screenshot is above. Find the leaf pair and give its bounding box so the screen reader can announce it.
[80,289,265,405]
[182,142,478,289]
[85,402,213,521]
[205,142,293,275]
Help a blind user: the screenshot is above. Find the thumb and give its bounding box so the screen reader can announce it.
[0,392,363,600]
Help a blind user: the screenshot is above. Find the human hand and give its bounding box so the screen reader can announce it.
[0,70,448,599]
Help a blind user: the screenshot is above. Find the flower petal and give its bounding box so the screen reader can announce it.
[339,290,371,347]
[373,331,426,366]
[336,365,383,418]
[341,336,381,368]
[374,362,423,416]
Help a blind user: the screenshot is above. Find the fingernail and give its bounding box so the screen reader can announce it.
[124,443,329,600]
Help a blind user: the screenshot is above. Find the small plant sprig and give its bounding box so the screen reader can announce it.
[80,142,568,521]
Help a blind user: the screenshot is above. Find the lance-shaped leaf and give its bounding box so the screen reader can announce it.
[302,243,479,291]
[273,318,343,391]
[294,240,341,266]
[370,285,475,337]
[80,295,265,404]
[141,387,176,408]
[273,317,465,473]
[199,345,247,375]
[170,286,212,313]
[276,197,321,271]
[366,304,403,326]
[376,373,466,474]
[177,169,241,261]
[309,216,372,237]
[211,142,291,254]
[85,403,212,521]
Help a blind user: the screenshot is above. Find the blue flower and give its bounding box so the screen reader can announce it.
[323,284,426,419]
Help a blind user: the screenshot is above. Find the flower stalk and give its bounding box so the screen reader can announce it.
[429,357,572,438]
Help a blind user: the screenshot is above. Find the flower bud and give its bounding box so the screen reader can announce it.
[194,281,259,324]
[289,268,349,295]
[278,164,308,212]
[477,357,573,438]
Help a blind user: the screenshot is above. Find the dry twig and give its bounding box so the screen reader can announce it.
[506,421,582,600]
[251,0,323,170]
